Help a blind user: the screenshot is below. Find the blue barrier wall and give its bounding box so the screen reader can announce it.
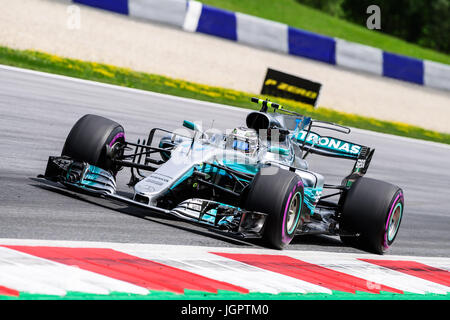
[73,0,128,15]
[383,52,424,85]
[196,5,237,41]
[288,27,335,65]
[70,0,449,91]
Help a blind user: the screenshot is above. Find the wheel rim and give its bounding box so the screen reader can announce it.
[286,192,301,234]
[387,202,403,241]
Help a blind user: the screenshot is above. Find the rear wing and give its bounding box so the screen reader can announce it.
[293,129,364,160]
[291,125,375,179]
[249,97,374,183]
[292,130,375,187]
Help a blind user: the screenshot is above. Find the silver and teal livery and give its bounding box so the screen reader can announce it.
[41,97,404,254]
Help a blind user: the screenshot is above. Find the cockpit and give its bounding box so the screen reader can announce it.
[224,127,259,157]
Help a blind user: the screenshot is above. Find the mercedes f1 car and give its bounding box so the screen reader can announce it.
[39,98,404,254]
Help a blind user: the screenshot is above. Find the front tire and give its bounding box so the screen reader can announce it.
[244,167,304,249]
[61,114,125,174]
[340,177,404,254]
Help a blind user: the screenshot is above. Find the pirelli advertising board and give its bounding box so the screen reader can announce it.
[261,68,322,107]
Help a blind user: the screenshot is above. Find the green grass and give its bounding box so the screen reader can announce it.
[200,0,450,65]
[1,45,449,145]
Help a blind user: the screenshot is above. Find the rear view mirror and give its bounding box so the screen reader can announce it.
[183,120,197,131]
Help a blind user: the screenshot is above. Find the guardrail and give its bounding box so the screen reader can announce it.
[72,0,450,91]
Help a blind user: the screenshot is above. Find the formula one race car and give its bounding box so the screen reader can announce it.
[39,98,404,254]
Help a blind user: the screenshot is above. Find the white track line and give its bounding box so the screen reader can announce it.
[0,239,448,296]
[1,64,449,149]
[0,64,246,114]
[0,246,149,296]
[292,254,448,295]
[130,249,332,294]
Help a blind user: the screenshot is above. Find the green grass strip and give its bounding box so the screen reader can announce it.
[1,290,449,300]
[1,46,449,145]
[200,0,450,65]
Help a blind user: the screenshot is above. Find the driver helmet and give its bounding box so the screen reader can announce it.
[225,127,259,156]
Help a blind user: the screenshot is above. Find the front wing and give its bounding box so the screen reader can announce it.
[39,156,267,239]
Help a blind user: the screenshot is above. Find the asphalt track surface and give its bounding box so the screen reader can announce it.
[0,65,449,257]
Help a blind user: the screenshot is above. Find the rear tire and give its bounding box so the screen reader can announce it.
[244,167,304,249]
[61,114,125,174]
[340,177,404,254]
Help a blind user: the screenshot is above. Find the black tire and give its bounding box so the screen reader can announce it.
[340,177,404,254]
[244,167,304,249]
[61,114,125,173]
